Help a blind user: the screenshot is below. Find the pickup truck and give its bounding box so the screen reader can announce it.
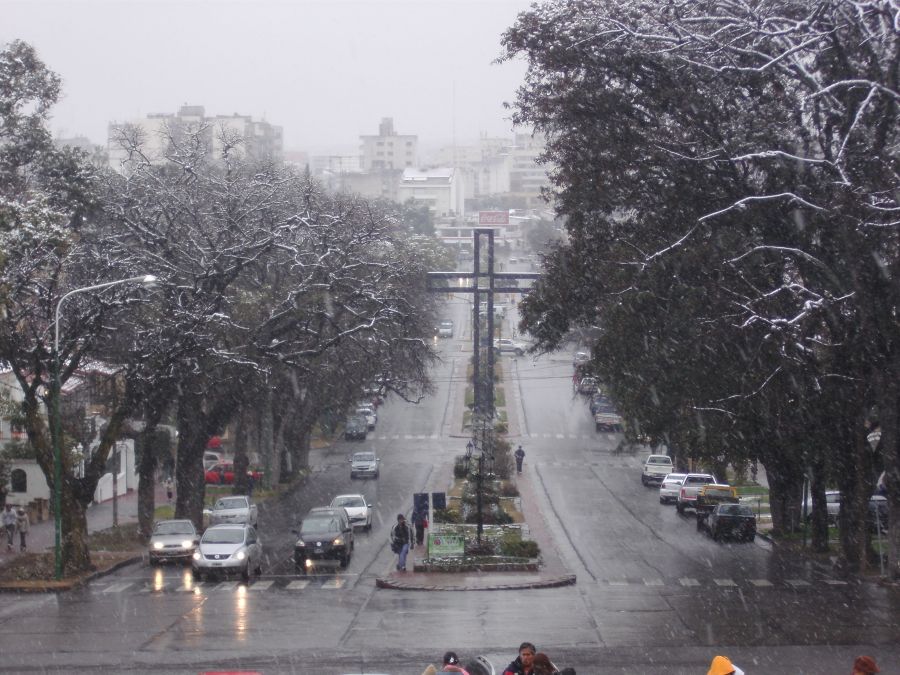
[694,484,739,530]
[641,454,674,486]
[675,473,718,514]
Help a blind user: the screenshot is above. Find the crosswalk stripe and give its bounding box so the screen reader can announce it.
[750,579,773,587]
[530,433,539,438]
[714,578,737,587]
[321,578,345,589]
[823,579,848,585]
[286,580,310,590]
[555,434,565,439]
[787,579,811,588]
[643,578,664,586]
[679,578,700,586]
[250,580,273,591]
[214,581,239,592]
[101,582,132,593]
[608,580,629,586]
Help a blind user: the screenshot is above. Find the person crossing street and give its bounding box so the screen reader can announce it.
[390,513,414,571]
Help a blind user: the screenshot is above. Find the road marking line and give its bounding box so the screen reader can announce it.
[101,582,132,593]
[214,581,239,592]
[286,580,310,590]
[750,579,773,587]
[607,579,629,586]
[250,580,273,591]
[322,578,345,589]
[713,578,737,587]
[786,579,811,587]
[823,580,848,585]
[679,578,700,586]
[643,578,664,586]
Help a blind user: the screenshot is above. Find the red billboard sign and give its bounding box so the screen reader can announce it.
[478,211,509,225]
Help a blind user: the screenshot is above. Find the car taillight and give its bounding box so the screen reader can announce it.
[680,488,686,498]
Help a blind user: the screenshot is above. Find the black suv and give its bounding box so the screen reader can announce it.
[293,507,354,574]
[344,416,367,440]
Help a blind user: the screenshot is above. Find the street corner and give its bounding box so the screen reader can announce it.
[0,551,143,594]
[375,571,576,591]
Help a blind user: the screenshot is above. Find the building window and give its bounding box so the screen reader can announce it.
[10,469,26,493]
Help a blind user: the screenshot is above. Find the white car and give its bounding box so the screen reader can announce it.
[355,405,377,430]
[659,473,687,504]
[208,495,258,528]
[148,519,199,564]
[493,338,528,356]
[641,454,674,486]
[192,524,263,582]
[350,451,380,479]
[330,494,373,530]
[437,320,454,338]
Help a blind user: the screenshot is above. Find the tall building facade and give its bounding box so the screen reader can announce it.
[359,117,418,171]
[107,105,283,170]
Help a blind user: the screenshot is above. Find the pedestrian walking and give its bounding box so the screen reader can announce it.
[2,504,17,551]
[15,507,28,551]
[514,445,525,474]
[164,477,174,502]
[246,472,255,498]
[412,508,427,547]
[852,655,879,675]
[390,513,413,571]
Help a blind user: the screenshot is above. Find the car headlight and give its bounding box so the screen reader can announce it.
[333,537,344,546]
[181,540,194,549]
[235,550,246,560]
[152,541,164,549]
[192,552,201,561]
[295,540,306,547]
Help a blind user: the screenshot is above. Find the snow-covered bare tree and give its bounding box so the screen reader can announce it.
[503,1,899,573]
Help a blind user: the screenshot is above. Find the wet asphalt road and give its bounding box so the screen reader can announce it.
[0,294,897,674]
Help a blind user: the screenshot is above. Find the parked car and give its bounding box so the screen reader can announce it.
[589,393,609,415]
[354,404,377,430]
[208,495,258,528]
[344,416,368,441]
[804,490,841,525]
[349,451,380,479]
[695,485,740,531]
[573,351,590,368]
[676,473,719,514]
[437,320,454,338]
[330,494,373,530]
[576,376,599,395]
[149,519,199,565]
[707,503,757,542]
[659,473,687,504]
[641,454,674,486]
[293,507,354,573]
[192,523,263,581]
[493,338,527,356]
[204,462,263,486]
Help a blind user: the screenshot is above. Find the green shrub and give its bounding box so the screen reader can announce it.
[454,456,469,479]
[500,539,540,558]
[499,482,519,497]
[465,539,497,556]
[434,508,462,524]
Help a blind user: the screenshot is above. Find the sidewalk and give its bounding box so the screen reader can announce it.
[0,481,170,566]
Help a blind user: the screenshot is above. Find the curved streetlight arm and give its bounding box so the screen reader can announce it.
[51,273,156,580]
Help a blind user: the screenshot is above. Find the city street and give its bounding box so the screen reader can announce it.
[0,294,897,673]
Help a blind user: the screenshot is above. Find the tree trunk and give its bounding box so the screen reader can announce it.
[174,393,212,530]
[258,388,275,489]
[809,459,829,553]
[233,408,250,496]
[836,416,874,574]
[136,429,158,540]
[60,485,90,575]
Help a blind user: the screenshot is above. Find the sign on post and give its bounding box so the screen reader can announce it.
[427,533,464,557]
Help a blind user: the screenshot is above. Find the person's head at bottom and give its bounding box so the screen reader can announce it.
[532,653,555,675]
[853,656,879,675]
[708,655,744,675]
[517,642,536,670]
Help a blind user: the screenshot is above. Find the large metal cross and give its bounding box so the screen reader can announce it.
[427,228,540,417]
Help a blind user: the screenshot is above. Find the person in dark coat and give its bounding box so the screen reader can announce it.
[502,642,536,675]
[412,508,428,547]
[514,446,525,474]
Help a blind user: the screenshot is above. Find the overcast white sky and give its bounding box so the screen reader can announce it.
[3,0,534,153]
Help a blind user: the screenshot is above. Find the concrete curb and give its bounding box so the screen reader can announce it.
[0,552,142,594]
[375,573,576,591]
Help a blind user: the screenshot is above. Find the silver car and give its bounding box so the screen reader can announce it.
[659,473,687,504]
[149,519,199,564]
[192,524,263,581]
[350,451,380,479]
[208,495,258,528]
[330,494,373,530]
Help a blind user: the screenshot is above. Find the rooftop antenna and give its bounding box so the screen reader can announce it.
[452,80,457,166]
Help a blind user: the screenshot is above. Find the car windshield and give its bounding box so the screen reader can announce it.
[441,321,452,327]
[333,496,365,508]
[648,457,671,465]
[301,516,340,534]
[154,521,194,535]
[720,504,753,516]
[202,528,245,544]
[353,453,375,462]
[215,497,248,510]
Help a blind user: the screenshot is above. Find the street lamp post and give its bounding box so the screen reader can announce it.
[52,274,157,580]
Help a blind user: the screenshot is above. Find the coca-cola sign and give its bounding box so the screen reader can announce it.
[478,211,509,225]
